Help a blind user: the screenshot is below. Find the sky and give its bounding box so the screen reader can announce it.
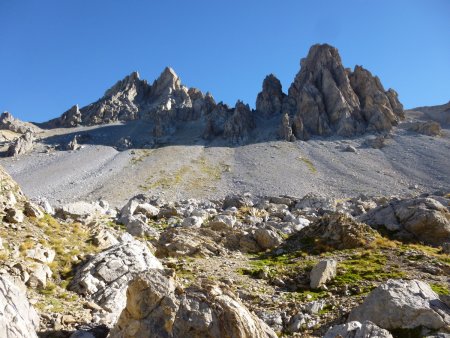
[1,1,449,122]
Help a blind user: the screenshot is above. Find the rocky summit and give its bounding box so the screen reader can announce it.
[40,44,404,143]
[0,41,449,338]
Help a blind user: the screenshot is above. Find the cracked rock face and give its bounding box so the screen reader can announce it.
[69,238,163,324]
[109,269,278,338]
[203,101,255,143]
[348,279,450,330]
[0,274,40,338]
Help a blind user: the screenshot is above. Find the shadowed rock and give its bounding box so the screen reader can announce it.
[109,269,278,338]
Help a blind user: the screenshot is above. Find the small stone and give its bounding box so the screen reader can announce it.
[310,259,337,289]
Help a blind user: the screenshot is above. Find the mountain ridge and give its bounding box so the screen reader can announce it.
[41,44,405,143]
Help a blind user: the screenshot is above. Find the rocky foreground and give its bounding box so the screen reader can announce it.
[1,164,449,338]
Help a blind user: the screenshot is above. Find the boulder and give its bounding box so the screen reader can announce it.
[254,227,282,250]
[109,269,278,338]
[310,259,337,289]
[92,229,119,249]
[360,197,450,246]
[0,274,40,337]
[208,214,237,230]
[27,263,52,289]
[69,238,163,324]
[181,216,204,228]
[25,244,55,264]
[3,207,25,223]
[33,196,54,215]
[348,279,450,330]
[324,321,393,338]
[24,202,44,219]
[294,193,335,213]
[56,201,108,222]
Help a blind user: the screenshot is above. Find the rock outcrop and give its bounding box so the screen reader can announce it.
[69,237,163,323]
[348,279,450,331]
[0,274,40,338]
[360,197,450,246]
[49,105,82,128]
[109,269,278,338]
[6,131,34,157]
[256,74,286,117]
[255,44,405,140]
[299,213,377,250]
[0,111,40,134]
[203,101,255,143]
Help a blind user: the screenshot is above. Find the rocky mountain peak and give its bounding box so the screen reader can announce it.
[151,66,181,97]
[280,43,404,139]
[104,71,147,98]
[256,74,286,117]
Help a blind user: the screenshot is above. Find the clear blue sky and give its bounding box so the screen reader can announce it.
[1,1,449,122]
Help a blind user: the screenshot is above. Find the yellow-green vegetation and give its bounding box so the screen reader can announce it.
[35,215,98,284]
[194,156,231,180]
[139,165,191,190]
[430,283,450,296]
[333,250,406,287]
[130,149,153,165]
[297,156,317,173]
[240,251,313,280]
[283,289,329,302]
[139,156,231,192]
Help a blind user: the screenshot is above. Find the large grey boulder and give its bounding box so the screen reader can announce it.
[109,269,278,338]
[69,238,163,324]
[360,197,450,246]
[348,279,450,330]
[325,321,393,338]
[56,201,109,222]
[0,274,39,338]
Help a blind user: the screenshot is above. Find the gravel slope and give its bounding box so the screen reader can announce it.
[1,119,449,208]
